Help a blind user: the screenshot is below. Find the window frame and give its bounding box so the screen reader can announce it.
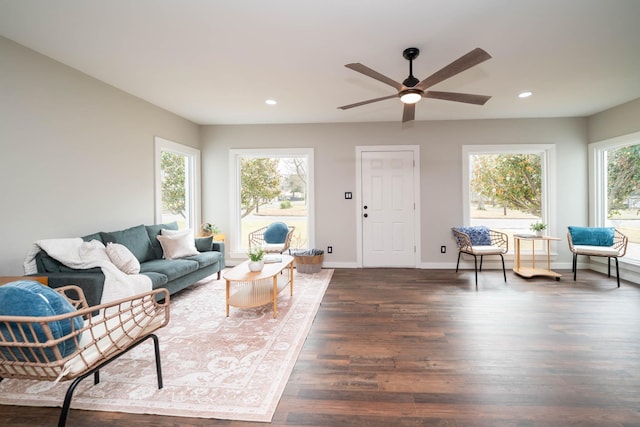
[228,148,315,259]
[462,144,556,238]
[589,131,640,265]
[154,136,201,230]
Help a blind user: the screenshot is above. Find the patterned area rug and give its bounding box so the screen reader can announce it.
[0,268,333,422]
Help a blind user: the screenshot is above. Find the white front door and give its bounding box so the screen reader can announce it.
[360,149,417,267]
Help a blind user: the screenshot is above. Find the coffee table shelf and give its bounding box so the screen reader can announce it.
[513,235,562,280]
[224,255,294,318]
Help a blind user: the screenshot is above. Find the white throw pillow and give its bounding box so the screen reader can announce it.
[160,228,187,237]
[106,242,141,274]
[157,229,199,259]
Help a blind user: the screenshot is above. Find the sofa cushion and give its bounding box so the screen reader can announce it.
[185,251,221,268]
[0,280,83,361]
[81,232,104,244]
[146,222,179,259]
[101,224,155,263]
[139,259,199,281]
[454,226,492,246]
[140,271,169,289]
[568,226,615,246]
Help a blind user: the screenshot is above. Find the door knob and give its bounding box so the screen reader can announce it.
[363,213,368,218]
[363,205,368,209]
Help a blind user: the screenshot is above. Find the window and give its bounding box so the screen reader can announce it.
[590,131,640,263]
[229,148,314,257]
[154,137,200,229]
[463,145,556,241]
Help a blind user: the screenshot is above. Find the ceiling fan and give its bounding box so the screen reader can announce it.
[338,47,492,122]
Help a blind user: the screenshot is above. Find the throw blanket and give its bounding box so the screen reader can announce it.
[23,238,152,304]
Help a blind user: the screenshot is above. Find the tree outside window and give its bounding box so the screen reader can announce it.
[231,149,314,256]
[604,144,640,258]
[463,145,554,243]
[154,137,199,230]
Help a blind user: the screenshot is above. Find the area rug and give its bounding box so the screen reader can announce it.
[0,268,333,422]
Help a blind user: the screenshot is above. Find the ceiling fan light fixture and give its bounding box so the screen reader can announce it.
[400,90,422,104]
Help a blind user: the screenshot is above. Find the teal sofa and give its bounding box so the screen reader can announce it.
[30,222,225,306]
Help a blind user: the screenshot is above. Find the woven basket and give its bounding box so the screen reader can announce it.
[294,254,323,274]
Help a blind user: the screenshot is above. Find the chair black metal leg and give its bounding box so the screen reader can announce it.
[479,255,484,272]
[573,254,578,281]
[152,334,164,389]
[473,255,478,288]
[456,251,462,272]
[58,374,85,427]
[607,257,611,277]
[615,257,620,287]
[56,333,162,427]
[500,254,506,282]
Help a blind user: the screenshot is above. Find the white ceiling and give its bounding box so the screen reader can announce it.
[1,0,640,125]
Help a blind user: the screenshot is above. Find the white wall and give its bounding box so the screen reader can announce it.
[0,37,200,275]
[588,97,640,143]
[201,118,588,269]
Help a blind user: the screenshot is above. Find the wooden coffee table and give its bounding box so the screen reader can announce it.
[513,235,562,280]
[223,254,294,318]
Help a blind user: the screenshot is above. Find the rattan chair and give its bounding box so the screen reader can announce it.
[452,226,509,287]
[248,222,295,254]
[0,285,170,427]
[567,227,628,287]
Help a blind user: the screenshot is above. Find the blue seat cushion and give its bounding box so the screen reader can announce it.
[139,259,199,281]
[185,251,221,268]
[263,222,289,244]
[569,226,615,246]
[0,280,83,362]
[454,226,492,246]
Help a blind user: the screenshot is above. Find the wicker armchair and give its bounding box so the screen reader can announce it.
[452,226,509,287]
[248,222,295,254]
[0,284,170,427]
[567,227,628,287]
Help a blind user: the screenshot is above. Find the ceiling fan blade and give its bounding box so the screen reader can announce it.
[415,48,492,91]
[402,103,415,122]
[424,91,492,105]
[345,63,404,91]
[338,94,398,110]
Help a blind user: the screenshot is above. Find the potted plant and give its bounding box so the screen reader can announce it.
[530,222,547,236]
[247,247,265,272]
[200,222,220,237]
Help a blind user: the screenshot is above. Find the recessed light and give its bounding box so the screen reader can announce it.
[518,91,533,98]
[265,99,277,105]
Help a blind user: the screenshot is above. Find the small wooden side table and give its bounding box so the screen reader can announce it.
[513,235,562,280]
[0,276,48,286]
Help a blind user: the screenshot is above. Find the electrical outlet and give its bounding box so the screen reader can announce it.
[440,245,446,254]
[327,246,333,253]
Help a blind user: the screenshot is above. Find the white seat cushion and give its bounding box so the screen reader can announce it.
[467,245,505,255]
[263,243,286,253]
[573,245,620,256]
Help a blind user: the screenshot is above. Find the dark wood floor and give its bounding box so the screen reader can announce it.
[3,268,640,426]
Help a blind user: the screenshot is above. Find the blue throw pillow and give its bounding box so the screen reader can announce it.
[568,226,615,246]
[0,281,83,362]
[455,226,492,246]
[263,222,289,244]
